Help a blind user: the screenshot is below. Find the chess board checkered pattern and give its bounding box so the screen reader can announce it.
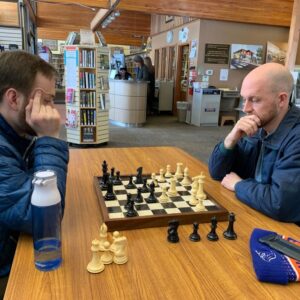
[94,174,228,231]
[103,176,218,219]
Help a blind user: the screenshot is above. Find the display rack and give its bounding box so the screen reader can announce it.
[52,53,65,89]
[64,45,109,145]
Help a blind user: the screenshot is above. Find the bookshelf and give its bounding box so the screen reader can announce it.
[52,53,65,89]
[64,45,109,145]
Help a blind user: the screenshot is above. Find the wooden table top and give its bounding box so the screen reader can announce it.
[4,147,300,300]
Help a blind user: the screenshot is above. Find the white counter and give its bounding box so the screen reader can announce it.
[109,79,147,127]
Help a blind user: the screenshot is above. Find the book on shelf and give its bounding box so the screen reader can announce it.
[81,127,95,142]
[66,88,75,104]
[100,94,106,110]
[65,108,78,128]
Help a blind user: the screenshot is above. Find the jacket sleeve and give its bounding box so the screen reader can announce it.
[208,142,238,180]
[235,134,300,222]
[0,137,69,234]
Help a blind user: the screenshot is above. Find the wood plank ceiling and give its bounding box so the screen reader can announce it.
[36,0,294,46]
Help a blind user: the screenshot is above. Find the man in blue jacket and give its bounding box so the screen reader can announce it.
[0,51,69,296]
[209,62,300,223]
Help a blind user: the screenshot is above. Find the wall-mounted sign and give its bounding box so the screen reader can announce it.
[179,27,189,43]
[204,44,230,64]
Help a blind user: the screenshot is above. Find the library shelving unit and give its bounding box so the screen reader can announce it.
[64,45,110,145]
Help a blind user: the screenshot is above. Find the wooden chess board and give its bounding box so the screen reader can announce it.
[93,174,228,231]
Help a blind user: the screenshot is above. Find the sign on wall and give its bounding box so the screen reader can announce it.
[204,44,230,64]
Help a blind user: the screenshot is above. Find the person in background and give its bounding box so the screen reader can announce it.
[133,55,150,81]
[114,66,132,80]
[208,62,300,224]
[144,57,156,115]
[0,51,69,298]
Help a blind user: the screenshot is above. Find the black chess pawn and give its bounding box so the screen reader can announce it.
[167,220,179,243]
[125,176,136,189]
[135,187,143,203]
[126,199,138,217]
[102,160,108,174]
[140,178,150,193]
[134,166,143,184]
[113,171,122,185]
[145,181,157,203]
[124,193,132,210]
[223,212,237,240]
[100,172,109,191]
[104,180,116,200]
[109,167,115,182]
[207,216,219,241]
[189,222,201,242]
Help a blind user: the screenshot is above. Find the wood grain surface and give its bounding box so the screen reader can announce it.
[4,147,300,300]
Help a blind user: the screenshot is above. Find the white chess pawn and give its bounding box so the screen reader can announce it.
[175,162,184,180]
[151,173,158,186]
[158,168,166,183]
[110,231,121,253]
[196,172,207,200]
[99,223,108,251]
[189,190,198,206]
[159,186,169,203]
[181,167,191,186]
[195,198,206,212]
[165,165,172,178]
[87,239,105,273]
[191,178,199,195]
[167,177,177,197]
[113,236,128,265]
[101,241,113,264]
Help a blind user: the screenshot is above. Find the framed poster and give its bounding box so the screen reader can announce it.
[266,41,287,65]
[230,44,264,70]
[204,44,230,64]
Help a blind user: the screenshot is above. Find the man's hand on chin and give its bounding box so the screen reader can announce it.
[221,172,242,191]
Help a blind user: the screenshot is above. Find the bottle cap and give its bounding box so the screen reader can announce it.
[32,170,56,186]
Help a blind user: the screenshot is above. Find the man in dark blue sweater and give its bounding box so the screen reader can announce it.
[209,63,300,223]
[0,51,69,297]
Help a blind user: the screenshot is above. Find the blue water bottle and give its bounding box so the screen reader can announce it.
[31,170,62,271]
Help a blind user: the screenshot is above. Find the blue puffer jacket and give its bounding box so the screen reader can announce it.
[209,105,300,223]
[0,115,69,276]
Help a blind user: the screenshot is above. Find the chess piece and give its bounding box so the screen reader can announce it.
[101,241,113,264]
[104,180,116,200]
[145,182,158,203]
[191,177,199,194]
[167,220,179,243]
[159,186,169,203]
[100,172,109,191]
[167,177,177,197]
[158,168,166,183]
[125,176,136,189]
[189,222,201,242]
[99,223,108,251]
[125,193,132,210]
[165,165,172,178]
[113,236,128,264]
[175,162,184,180]
[134,166,143,184]
[223,212,237,240]
[207,216,219,241]
[151,173,158,186]
[189,190,198,206]
[181,167,191,186]
[196,172,206,200]
[101,160,108,177]
[126,199,138,217]
[135,187,143,203]
[141,178,150,193]
[194,197,206,212]
[113,170,122,185]
[109,167,115,181]
[87,239,105,273]
[110,231,121,253]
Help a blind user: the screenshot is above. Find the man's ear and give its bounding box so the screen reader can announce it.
[278,92,289,107]
[4,88,20,111]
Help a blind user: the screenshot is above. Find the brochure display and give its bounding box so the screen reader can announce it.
[65,45,109,145]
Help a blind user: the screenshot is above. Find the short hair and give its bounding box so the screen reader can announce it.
[0,51,57,102]
[133,55,144,64]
